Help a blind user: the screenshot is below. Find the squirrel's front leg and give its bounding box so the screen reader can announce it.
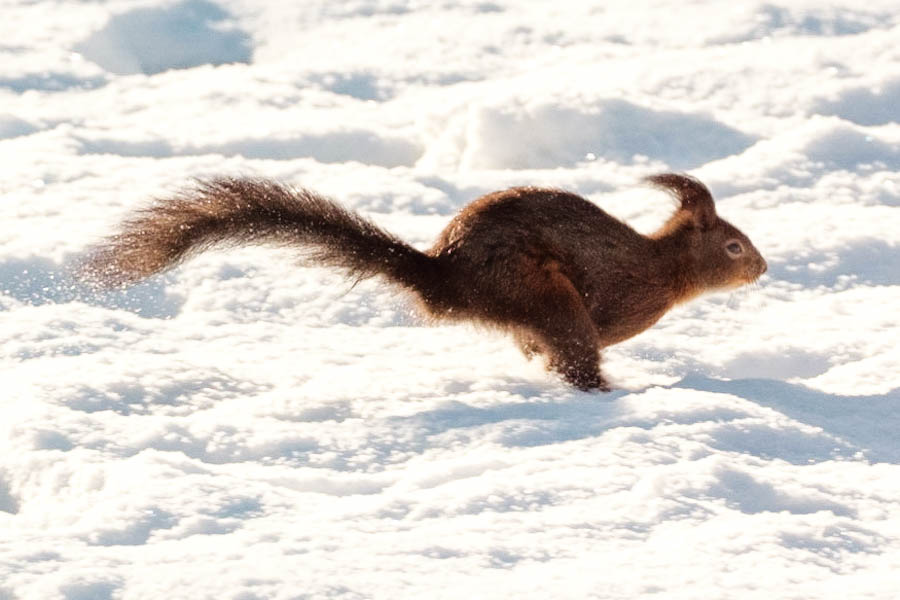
[509,265,610,391]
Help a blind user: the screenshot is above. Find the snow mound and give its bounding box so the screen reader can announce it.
[702,117,900,192]
[196,130,424,167]
[0,477,18,515]
[74,130,424,167]
[772,240,900,288]
[311,71,392,101]
[804,125,900,169]
[681,376,900,464]
[752,4,885,37]
[0,115,38,139]
[74,0,252,75]
[815,77,900,126]
[0,72,105,93]
[0,256,183,319]
[455,98,754,170]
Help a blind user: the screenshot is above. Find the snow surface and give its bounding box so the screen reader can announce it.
[2,0,900,598]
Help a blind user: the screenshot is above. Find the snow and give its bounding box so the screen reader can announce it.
[2,0,899,598]
[74,0,253,76]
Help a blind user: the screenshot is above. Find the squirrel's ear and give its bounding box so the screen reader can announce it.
[644,173,717,230]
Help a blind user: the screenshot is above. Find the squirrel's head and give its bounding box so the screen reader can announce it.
[646,173,767,295]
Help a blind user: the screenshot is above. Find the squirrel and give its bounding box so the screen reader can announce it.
[81,173,767,391]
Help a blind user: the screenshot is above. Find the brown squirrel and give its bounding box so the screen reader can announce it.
[82,173,766,391]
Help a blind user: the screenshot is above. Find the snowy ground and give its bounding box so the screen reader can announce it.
[2,0,900,598]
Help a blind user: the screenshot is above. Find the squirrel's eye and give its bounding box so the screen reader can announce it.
[725,241,744,257]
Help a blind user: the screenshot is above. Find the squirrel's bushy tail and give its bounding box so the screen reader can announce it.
[81,177,440,295]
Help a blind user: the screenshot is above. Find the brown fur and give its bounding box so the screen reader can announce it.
[80,173,767,391]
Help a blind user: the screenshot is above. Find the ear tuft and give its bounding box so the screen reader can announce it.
[644,173,717,230]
